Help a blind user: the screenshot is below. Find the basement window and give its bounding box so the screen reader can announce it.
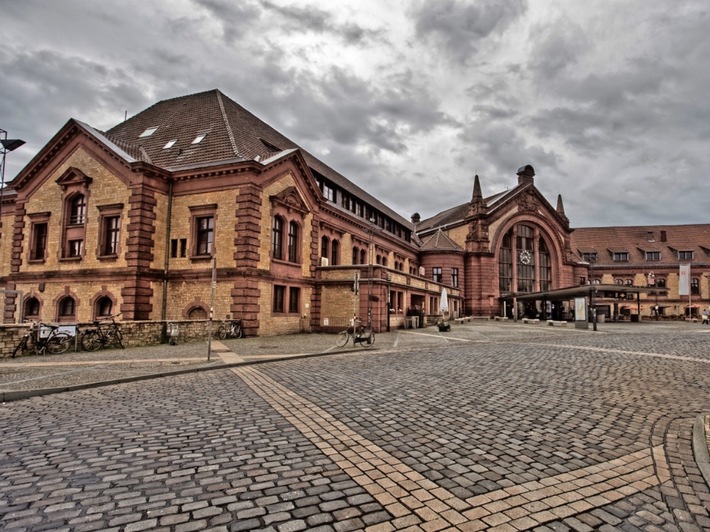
[139,126,159,138]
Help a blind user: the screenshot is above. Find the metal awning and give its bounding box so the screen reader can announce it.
[500,284,669,302]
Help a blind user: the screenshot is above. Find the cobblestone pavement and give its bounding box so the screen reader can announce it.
[0,321,709,531]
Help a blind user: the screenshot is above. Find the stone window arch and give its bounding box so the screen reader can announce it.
[57,295,77,322]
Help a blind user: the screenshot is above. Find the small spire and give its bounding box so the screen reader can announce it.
[556,194,565,215]
[472,174,483,204]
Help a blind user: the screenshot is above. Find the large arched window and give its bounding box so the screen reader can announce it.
[499,223,554,294]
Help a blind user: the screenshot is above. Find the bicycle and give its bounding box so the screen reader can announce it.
[217,318,243,340]
[12,321,72,357]
[336,318,375,348]
[80,314,124,351]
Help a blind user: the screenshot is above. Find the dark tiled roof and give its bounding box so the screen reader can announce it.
[104,89,411,227]
[419,229,464,252]
[570,225,710,266]
[417,190,508,233]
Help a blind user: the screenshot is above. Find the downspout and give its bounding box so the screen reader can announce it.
[161,178,174,324]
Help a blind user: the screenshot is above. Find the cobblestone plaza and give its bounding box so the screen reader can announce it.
[1,321,709,531]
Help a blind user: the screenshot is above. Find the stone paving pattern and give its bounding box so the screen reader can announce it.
[0,321,709,530]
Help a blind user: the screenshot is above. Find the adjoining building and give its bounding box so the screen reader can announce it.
[1,89,707,334]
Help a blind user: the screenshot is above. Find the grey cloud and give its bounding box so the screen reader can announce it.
[194,0,263,44]
[412,0,528,63]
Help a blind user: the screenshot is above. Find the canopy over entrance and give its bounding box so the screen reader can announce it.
[500,284,669,303]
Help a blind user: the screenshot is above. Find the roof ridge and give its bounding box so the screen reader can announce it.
[216,90,241,158]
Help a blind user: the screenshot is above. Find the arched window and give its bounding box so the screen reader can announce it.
[352,246,359,265]
[188,307,208,319]
[331,239,339,266]
[95,296,113,318]
[498,223,554,294]
[287,221,299,263]
[58,296,76,322]
[272,216,284,260]
[24,297,41,321]
[656,278,666,288]
[321,236,329,259]
[360,249,367,265]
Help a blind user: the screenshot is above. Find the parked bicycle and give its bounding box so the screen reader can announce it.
[217,318,243,340]
[336,317,375,348]
[12,321,72,357]
[80,314,124,351]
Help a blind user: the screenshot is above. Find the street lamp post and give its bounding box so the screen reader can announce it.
[0,129,26,228]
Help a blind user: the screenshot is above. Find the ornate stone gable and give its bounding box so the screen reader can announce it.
[270,186,308,216]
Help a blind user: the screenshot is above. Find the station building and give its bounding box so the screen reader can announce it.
[1,89,707,335]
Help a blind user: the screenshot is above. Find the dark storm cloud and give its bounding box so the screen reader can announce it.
[411,0,527,63]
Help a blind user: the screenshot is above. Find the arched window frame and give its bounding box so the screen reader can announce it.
[498,222,556,295]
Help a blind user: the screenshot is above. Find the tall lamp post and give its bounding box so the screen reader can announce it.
[0,129,26,228]
[589,256,598,331]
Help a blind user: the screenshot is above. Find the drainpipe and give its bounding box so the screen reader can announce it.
[160,179,174,324]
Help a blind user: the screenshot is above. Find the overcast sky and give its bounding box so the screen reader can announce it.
[2,0,708,227]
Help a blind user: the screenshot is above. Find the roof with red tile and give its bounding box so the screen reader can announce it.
[570,225,710,267]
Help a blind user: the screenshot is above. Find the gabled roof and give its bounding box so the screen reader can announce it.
[417,190,507,233]
[104,89,411,227]
[570,225,710,266]
[419,229,464,252]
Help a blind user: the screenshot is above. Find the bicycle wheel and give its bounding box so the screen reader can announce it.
[235,325,243,339]
[336,330,350,347]
[47,333,72,355]
[11,335,29,358]
[114,328,124,349]
[81,330,103,351]
[365,332,375,348]
[217,326,227,340]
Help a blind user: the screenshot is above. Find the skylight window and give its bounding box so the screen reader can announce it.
[192,133,207,144]
[139,126,159,138]
[163,139,177,149]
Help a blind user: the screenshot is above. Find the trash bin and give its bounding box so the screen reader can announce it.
[630,314,639,322]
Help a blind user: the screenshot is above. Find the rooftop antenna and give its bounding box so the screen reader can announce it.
[124,110,128,122]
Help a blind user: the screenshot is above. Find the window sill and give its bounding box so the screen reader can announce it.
[27,258,46,264]
[272,258,301,266]
[98,254,118,261]
[59,256,82,262]
[190,255,213,262]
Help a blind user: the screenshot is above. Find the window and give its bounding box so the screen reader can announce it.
[24,297,40,321]
[656,278,666,288]
[100,216,120,256]
[68,240,83,258]
[432,267,442,283]
[321,236,329,259]
[58,296,76,322]
[331,239,339,266]
[195,216,214,256]
[539,240,552,291]
[516,225,535,293]
[192,133,207,144]
[29,222,48,261]
[582,252,598,263]
[272,216,284,260]
[624,279,633,286]
[289,287,300,313]
[451,268,459,288]
[645,251,661,261]
[273,285,285,313]
[69,195,86,225]
[322,183,336,202]
[287,221,299,262]
[171,238,187,258]
[678,251,694,261]
[139,126,159,138]
[95,296,113,318]
[352,246,359,265]
[612,252,629,262]
[163,139,177,149]
[691,278,699,295]
[499,231,512,292]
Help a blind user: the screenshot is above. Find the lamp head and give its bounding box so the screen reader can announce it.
[1,138,25,152]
